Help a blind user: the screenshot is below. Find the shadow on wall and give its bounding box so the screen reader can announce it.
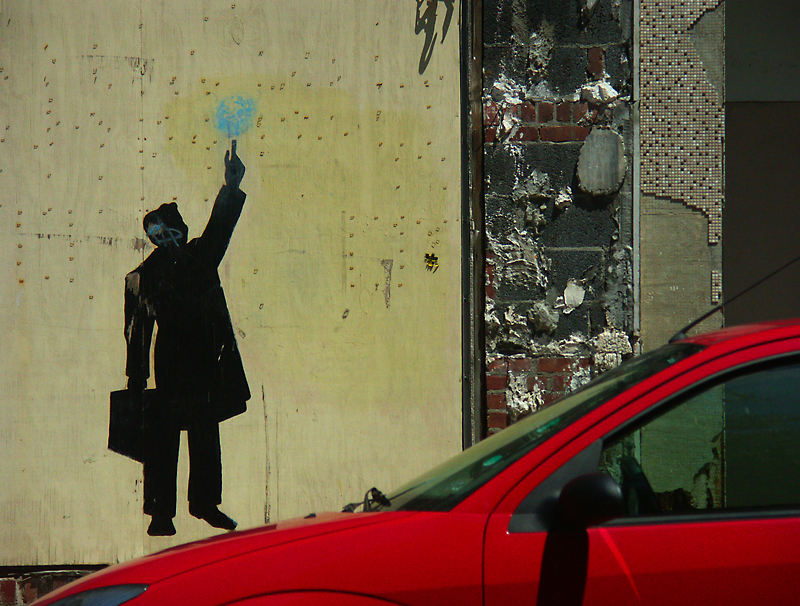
[415,0,455,73]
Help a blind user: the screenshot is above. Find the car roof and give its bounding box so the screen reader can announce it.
[680,318,800,347]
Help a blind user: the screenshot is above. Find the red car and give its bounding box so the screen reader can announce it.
[34,320,800,606]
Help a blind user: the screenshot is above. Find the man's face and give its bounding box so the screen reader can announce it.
[145,219,187,248]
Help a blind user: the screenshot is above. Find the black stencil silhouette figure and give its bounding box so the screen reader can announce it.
[124,141,250,536]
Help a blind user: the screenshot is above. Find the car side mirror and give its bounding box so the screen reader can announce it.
[553,472,625,529]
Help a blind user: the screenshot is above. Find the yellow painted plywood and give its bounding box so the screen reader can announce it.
[0,0,461,563]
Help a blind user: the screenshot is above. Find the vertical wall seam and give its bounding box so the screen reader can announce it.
[633,0,642,352]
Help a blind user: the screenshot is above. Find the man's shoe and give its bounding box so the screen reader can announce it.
[147,516,176,536]
[189,505,237,530]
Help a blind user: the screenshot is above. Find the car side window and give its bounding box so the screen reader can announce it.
[599,358,800,516]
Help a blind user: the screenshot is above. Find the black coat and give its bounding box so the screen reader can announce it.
[125,185,250,426]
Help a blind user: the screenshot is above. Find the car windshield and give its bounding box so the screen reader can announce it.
[386,342,703,512]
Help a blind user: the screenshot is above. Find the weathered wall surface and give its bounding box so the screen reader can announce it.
[638,0,724,348]
[482,0,635,430]
[725,0,800,325]
[640,196,720,347]
[0,0,463,564]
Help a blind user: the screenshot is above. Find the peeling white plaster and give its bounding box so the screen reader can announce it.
[555,186,573,210]
[514,170,553,233]
[504,306,528,328]
[525,205,547,232]
[529,300,559,334]
[501,111,519,139]
[490,74,525,104]
[507,372,542,422]
[486,297,502,336]
[529,333,589,358]
[488,74,527,142]
[527,81,559,102]
[528,20,555,84]
[489,229,550,291]
[569,364,592,392]
[581,80,620,104]
[562,280,586,314]
[602,246,633,330]
[497,306,534,350]
[513,169,552,201]
[591,327,633,371]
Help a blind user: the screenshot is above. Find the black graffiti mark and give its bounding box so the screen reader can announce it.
[121,140,249,536]
[425,253,439,272]
[415,0,454,74]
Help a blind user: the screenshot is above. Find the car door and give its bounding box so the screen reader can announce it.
[485,349,800,605]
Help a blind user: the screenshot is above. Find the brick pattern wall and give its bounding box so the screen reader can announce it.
[486,355,593,434]
[0,571,99,606]
[484,97,594,144]
[481,0,634,438]
[483,42,627,146]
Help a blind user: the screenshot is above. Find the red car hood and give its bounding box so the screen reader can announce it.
[39,511,417,602]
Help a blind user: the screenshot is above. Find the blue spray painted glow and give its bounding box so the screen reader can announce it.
[215,96,256,138]
[146,220,184,247]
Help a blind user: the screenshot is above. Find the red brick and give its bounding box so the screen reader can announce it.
[588,47,605,80]
[577,357,593,368]
[556,101,572,123]
[573,125,592,141]
[487,357,508,372]
[1,580,16,604]
[484,101,499,126]
[487,411,509,429]
[527,374,547,392]
[519,101,536,122]
[22,582,37,605]
[537,357,572,373]
[485,284,496,299]
[486,374,508,391]
[550,373,569,392]
[540,125,574,142]
[510,126,539,142]
[487,393,508,411]
[508,357,532,372]
[52,578,73,591]
[485,262,495,283]
[537,102,554,123]
[485,127,497,143]
[573,102,589,122]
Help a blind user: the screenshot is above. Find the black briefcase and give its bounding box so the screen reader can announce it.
[108,389,157,463]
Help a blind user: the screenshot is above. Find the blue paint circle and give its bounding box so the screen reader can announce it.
[215,95,256,137]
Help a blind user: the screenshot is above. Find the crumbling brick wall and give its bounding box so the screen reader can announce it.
[482,0,635,431]
[0,570,100,606]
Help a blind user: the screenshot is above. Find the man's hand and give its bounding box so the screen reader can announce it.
[225,139,245,190]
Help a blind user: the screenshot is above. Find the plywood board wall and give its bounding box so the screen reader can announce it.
[0,0,462,563]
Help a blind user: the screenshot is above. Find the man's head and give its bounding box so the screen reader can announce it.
[143,203,188,248]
